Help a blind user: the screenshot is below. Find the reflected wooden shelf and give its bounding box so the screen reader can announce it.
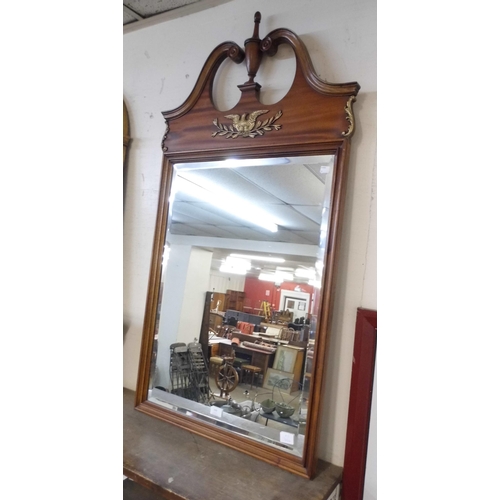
[124,388,342,500]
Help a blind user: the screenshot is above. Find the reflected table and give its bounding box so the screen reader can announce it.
[259,410,299,428]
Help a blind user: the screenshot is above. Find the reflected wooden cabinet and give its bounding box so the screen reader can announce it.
[210,292,226,311]
[225,290,245,312]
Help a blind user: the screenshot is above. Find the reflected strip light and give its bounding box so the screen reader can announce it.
[174,177,278,232]
[294,268,316,279]
[220,265,248,275]
[308,279,322,288]
[229,253,285,263]
[258,272,277,282]
[219,256,251,275]
[258,271,294,283]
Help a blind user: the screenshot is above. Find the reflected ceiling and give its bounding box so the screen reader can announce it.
[169,155,334,283]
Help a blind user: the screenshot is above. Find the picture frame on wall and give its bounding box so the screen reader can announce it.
[273,345,299,373]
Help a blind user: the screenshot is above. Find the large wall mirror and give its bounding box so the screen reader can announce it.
[135,12,359,478]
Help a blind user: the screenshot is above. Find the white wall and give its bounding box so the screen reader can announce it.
[123,0,376,470]
[209,271,245,294]
[177,247,212,345]
[154,245,213,387]
[154,244,192,386]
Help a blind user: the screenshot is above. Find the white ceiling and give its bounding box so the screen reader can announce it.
[171,158,330,244]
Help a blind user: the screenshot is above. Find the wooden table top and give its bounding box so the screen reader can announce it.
[123,388,342,500]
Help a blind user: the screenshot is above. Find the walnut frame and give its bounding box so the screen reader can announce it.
[134,12,360,479]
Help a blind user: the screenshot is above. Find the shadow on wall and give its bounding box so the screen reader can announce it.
[123,100,131,214]
[124,321,131,343]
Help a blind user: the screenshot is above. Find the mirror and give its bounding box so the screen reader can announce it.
[135,12,359,478]
[149,154,334,458]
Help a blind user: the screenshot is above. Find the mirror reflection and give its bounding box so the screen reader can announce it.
[147,154,335,457]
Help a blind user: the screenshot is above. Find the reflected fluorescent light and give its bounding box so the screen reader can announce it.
[258,271,293,283]
[230,253,285,263]
[295,268,316,279]
[308,279,322,288]
[220,265,248,275]
[225,257,251,269]
[219,257,251,275]
[258,272,277,282]
[174,177,278,232]
[259,272,283,285]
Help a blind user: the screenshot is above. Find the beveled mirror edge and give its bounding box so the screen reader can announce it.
[134,12,359,479]
[136,398,311,477]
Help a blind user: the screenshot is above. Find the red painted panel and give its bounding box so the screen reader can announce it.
[342,308,377,500]
[243,277,278,312]
[243,277,315,315]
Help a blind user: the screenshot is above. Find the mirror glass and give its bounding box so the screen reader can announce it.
[146,153,335,457]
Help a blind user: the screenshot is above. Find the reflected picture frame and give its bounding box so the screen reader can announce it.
[263,368,296,395]
[274,345,299,373]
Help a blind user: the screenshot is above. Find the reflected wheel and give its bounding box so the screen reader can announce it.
[216,364,239,394]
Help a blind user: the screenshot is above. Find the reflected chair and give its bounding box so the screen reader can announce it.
[209,356,223,377]
[240,364,262,389]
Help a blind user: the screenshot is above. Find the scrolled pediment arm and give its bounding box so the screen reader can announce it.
[261,28,360,97]
[162,41,245,122]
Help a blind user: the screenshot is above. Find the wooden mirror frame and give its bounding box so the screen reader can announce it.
[135,12,360,479]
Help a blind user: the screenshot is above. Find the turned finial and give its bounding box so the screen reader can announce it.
[243,12,263,87]
[252,11,261,38]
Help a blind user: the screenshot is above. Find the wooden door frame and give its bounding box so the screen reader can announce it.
[279,289,311,319]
